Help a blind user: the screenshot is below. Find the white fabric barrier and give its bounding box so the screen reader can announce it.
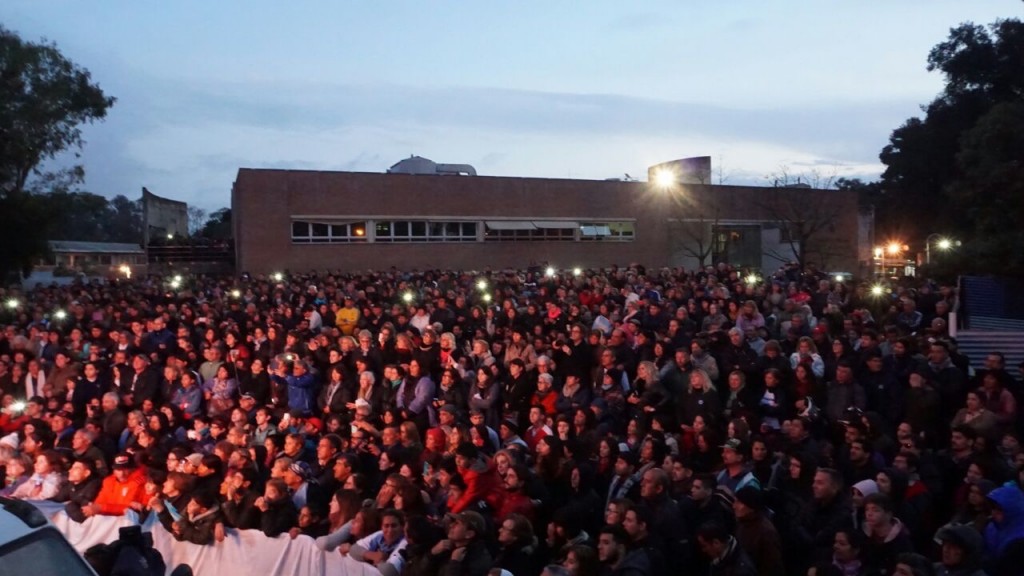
[29,501,381,576]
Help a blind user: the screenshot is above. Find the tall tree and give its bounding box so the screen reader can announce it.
[0,26,115,278]
[878,14,1024,269]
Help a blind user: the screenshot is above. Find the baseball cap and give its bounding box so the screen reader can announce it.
[720,438,744,452]
[112,453,136,470]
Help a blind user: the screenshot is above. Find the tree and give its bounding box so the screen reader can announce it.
[878,15,1024,268]
[187,206,207,236]
[669,205,719,268]
[950,101,1024,275]
[0,26,115,196]
[0,26,115,279]
[761,168,845,271]
[199,207,233,240]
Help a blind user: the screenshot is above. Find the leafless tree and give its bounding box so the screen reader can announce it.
[760,167,843,271]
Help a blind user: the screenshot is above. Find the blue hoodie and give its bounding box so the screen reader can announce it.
[984,485,1024,557]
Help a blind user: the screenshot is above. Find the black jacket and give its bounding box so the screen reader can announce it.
[57,476,103,523]
[260,497,298,538]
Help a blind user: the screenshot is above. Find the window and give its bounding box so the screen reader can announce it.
[373,220,478,242]
[291,220,367,243]
[580,221,635,241]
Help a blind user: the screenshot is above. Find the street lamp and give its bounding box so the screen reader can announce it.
[925,234,959,264]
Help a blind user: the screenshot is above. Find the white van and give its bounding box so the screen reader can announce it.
[0,496,98,576]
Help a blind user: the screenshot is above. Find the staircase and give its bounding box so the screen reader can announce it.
[955,330,1024,372]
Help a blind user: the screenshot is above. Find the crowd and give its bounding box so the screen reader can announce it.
[0,262,1022,576]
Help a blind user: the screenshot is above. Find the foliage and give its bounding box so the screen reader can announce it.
[199,208,233,240]
[878,14,1024,274]
[0,25,115,196]
[0,25,115,280]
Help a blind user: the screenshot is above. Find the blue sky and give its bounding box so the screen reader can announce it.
[2,1,1020,212]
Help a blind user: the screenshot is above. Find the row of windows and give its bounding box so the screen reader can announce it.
[290,219,635,244]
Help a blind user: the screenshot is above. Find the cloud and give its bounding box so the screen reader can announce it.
[42,74,907,210]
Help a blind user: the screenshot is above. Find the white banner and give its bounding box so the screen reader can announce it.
[30,501,381,576]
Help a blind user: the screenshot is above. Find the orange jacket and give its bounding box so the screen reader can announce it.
[93,469,147,516]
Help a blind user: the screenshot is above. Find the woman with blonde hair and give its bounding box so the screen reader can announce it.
[789,336,825,379]
[677,369,721,432]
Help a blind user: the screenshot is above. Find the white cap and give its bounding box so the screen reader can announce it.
[0,432,20,450]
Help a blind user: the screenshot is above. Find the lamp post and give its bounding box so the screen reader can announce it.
[924,234,959,264]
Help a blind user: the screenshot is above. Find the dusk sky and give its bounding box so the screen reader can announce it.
[2,1,1019,212]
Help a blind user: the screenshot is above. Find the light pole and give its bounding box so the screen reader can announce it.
[924,234,959,264]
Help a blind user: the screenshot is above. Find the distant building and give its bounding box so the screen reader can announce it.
[47,241,146,271]
[232,158,866,275]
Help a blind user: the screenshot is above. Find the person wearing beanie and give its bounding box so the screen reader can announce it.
[733,486,784,576]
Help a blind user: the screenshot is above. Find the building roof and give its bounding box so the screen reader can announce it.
[48,241,145,254]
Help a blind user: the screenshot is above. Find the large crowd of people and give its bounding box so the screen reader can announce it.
[0,262,1022,576]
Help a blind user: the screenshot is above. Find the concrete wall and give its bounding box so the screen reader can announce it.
[232,169,861,275]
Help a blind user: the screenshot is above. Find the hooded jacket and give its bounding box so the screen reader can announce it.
[934,524,986,576]
[984,486,1024,559]
[861,517,913,576]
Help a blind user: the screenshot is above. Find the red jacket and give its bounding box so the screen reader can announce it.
[450,459,500,513]
[93,469,147,516]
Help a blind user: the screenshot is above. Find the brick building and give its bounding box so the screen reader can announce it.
[231,164,865,275]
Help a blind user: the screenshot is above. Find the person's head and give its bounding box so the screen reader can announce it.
[863,492,895,530]
[264,478,288,502]
[605,498,631,526]
[597,524,629,564]
[497,513,533,547]
[639,467,668,500]
[813,468,842,501]
[690,473,716,503]
[892,553,936,576]
[621,505,653,541]
[832,528,864,564]
[696,522,732,560]
[67,458,94,484]
[379,509,405,544]
[448,510,484,545]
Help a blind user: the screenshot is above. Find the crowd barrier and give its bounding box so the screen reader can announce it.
[29,501,381,576]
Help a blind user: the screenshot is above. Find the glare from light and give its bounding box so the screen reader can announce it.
[873,247,884,259]
[745,274,759,285]
[834,274,845,283]
[54,309,67,320]
[573,267,582,277]
[482,293,492,303]
[166,234,174,240]
[937,238,952,250]
[173,275,183,283]
[272,272,284,282]
[231,289,241,299]
[119,264,132,279]
[169,279,181,289]
[476,279,488,291]
[354,227,365,237]
[653,167,677,189]
[545,266,556,278]
[5,299,18,309]
[9,401,25,413]
[402,292,414,303]
[870,285,885,296]
[886,242,902,255]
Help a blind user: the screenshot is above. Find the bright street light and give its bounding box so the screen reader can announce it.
[886,242,902,255]
[925,234,960,264]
